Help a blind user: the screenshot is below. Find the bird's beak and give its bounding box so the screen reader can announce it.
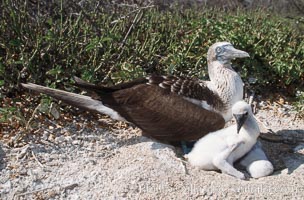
[234,114,247,134]
[225,46,250,59]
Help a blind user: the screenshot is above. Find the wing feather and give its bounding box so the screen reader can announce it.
[23,76,226,142]
[99,84,225,141]
[75,75,224,110]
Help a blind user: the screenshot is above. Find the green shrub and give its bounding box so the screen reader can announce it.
[0,1,303,97]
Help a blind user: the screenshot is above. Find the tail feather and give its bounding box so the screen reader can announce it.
[22,83,104,112]
[22,83,125,121]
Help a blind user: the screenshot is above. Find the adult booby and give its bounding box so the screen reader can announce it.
[185,101,270,179]
[22,42,249,142]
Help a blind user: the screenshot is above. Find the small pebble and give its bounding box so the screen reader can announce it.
[72,140,80,145]
[18,146,30,159]
[48,134,55,141]
[0,180,12,193]
[65,136,73,143]
[55,136,65,144]
[278,107,289,116]
[259,101,267,107]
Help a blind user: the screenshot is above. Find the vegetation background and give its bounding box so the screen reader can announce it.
[0,0,303,126]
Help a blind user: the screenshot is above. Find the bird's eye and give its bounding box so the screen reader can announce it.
[244,112,248,116]
[216,47,222,53]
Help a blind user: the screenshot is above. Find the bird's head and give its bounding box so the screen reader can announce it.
[207,42,250,65]
[232,101,252,134]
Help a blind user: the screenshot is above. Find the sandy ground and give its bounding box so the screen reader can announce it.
[0,104,304,199]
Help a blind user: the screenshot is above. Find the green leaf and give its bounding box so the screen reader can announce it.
[9,39,21,47]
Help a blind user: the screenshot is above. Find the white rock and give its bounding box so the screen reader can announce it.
[65,136,73,143]
[0,180,12,193]
[55,136,65,144]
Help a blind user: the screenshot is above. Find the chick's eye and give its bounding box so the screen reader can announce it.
[216,47,222,53]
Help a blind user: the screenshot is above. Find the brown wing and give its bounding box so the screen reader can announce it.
[22,80,225,142]
[147,75,223,107]
[97,84,225,141]
[73,76,225,141]
[75,75,224,110]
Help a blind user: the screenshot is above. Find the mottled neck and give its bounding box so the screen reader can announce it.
[208,61,244,121]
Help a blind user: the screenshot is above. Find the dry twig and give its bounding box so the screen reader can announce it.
[25,103,42,130]
[31,150,44,168]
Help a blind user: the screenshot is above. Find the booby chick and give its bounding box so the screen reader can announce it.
[185,101,263,179]
[22,42,249,142]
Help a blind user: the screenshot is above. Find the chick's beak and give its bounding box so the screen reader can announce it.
[234,114,247,134]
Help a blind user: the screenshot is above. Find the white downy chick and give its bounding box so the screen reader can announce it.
[185,101,260,179]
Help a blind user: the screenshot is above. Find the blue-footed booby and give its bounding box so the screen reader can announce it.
[22,42,249,142]
[185,101,273,179]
